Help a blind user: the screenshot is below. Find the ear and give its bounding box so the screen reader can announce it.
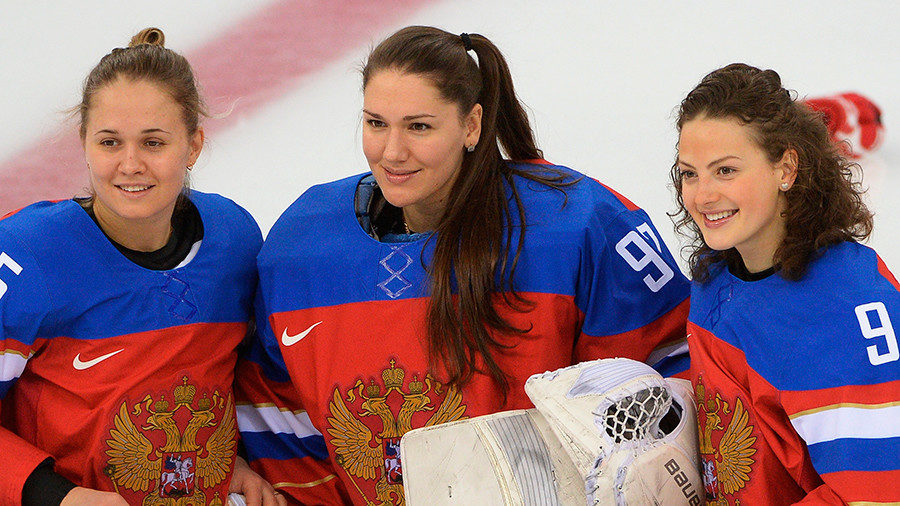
[776,148,798,189]
[188,127,205,166]
[464,103,482,148]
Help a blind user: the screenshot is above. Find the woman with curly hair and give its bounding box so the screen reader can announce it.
[672,63,899,504]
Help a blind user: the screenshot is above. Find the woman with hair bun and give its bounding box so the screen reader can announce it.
[0,28,283,505]
[673,63,899,504]
[236,25,689,505]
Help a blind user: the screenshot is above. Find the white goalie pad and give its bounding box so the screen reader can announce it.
[401,408,585,505]
[401,358,702,505]
[525,358,702,505]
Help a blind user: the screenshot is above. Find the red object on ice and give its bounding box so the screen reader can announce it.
[803,92,884,158]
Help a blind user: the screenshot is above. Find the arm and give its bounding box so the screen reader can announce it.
[786,291,900,504]
[573,205,690,376]
[234,296,351,505]
[0,241,59,503]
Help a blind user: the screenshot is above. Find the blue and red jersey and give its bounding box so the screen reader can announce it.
[236,162,690,505]
[688,241,900,505]
[0,193,261,504]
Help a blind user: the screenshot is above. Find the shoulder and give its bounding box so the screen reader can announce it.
[266,174,363,242]
[509,161,650,227]
[509,161,642,214]
[805,242,899,297]
[508,161,660,248]
[190,191,262,246]
[0,203,65,321]
[0,200,87,257]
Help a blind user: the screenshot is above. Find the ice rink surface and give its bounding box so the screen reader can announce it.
[1,0,897,271]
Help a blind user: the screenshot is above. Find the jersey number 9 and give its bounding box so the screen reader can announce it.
[855,302,899,366]
[615,223,674,293]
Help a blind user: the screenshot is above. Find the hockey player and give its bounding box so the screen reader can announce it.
[236,26,690,505]
[671,63,899,504]
[0,28,283,505]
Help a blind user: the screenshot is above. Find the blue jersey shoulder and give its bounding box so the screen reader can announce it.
[692,241,900,390]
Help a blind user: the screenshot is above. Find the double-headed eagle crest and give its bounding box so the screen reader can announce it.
[105,376,236,506]
[326,359,467,505]
[696,375,757,505]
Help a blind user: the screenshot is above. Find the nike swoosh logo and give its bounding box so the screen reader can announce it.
[282,321,323,346]
[73,349,125,370]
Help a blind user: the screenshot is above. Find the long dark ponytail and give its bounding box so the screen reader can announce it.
[363,26,571,399]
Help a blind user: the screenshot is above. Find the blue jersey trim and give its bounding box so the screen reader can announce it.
[242,431,329,461]
[808,436,900,473]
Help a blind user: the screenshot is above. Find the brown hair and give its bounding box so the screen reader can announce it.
[363,26,572,398]
[670,63,873,281]
[77,27,207,139]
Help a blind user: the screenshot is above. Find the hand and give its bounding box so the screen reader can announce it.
[60,487,128,505]
[229,456,287,506]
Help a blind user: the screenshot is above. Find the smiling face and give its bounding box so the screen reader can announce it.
[677,116,796,272]
[83,78,203,251]
[362,69,481,232]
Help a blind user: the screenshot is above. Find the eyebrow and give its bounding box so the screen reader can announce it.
[93,128,172,135]
[677,155,741,169]
[362,110,436,121]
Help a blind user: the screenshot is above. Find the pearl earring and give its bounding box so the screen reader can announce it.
[780,182,789,191]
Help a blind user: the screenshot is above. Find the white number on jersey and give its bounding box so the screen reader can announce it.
[615,223,674,293]
[0,252,24,300]
[855,302,899,366]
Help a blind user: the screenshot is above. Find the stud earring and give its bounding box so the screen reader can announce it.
[466,145,475,153]
[187,165,194,171]
[780,182,789,191]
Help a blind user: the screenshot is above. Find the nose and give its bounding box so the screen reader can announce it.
[119,144,145,175]
[692,175,718,207]
[382,128,407,163]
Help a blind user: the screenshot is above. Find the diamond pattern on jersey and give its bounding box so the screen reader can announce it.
[162,273,198,320]
[378,245,413,299]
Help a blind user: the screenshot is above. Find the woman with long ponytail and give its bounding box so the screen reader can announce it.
[236,26,689,505]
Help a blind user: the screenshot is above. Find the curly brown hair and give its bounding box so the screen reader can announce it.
[670,63,873,281]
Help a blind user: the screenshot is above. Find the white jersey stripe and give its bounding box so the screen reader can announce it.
[791,404,900,445]
[236,404,322,438]
[0,350,28,382]
[647,339,689,368]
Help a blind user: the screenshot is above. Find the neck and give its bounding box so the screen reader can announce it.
[93,203,174,252]
[402,205,443,233]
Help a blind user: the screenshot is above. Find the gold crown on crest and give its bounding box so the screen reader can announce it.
[382,359,405,389]
[408,375,423,394]
[366,380,382,397]
[174,376,196,405]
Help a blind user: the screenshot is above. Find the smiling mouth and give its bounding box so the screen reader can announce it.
[116,184,152,192]
[704,210,737,222]
[383,166,420,176]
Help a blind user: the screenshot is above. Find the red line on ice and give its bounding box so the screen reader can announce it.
[0,0,434,213]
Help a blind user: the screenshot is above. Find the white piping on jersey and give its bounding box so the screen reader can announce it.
[646,339,689,369]
[236,404,322,438]
[791,403,900,445]
[0,350,29,382]
[174,240,203,269]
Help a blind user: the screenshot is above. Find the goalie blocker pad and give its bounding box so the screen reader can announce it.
[400,358,702,505]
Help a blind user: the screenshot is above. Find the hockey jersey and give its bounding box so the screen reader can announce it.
[0,192,262,505]
[236,163,691,505]
[688,241,900,505]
